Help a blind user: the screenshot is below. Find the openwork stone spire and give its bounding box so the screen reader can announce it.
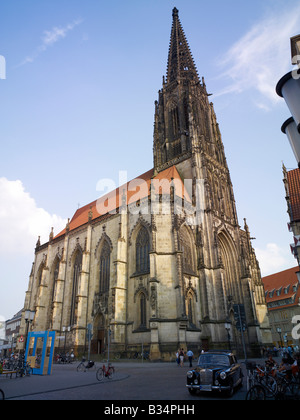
[166,8,200,84]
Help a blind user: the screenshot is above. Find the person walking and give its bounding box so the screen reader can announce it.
[187,349,194,367]
[179,349,185,367]
[175,350,180,366]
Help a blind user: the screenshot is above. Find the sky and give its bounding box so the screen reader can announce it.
[0,0,300,321]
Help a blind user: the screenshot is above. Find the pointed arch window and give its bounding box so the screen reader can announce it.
[99,241,111,294]
[179,228,194,274]
[52,259,60,303]
[187,294,196,328]
[136,227,150,274]
[140,293,147,328]
[70,252,82,326]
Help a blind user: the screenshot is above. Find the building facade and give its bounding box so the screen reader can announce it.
[262,266,300,347]
[17,8,271,359]
[283,165,300,267]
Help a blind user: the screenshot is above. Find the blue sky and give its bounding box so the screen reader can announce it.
[1,0,300,320]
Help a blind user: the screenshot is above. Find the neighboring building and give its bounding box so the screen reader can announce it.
[262,266,300,347]
[283,165,300,267]
[17,8,271,359]
[0,310,22,356]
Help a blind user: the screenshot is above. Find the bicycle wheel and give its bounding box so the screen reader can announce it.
[96,367,105,381]
[77,363,85,372]
[0,389,5,400]
[259,375,278,398]
[288,381,300,399]
[107,367,115,379]
[245,385,266,400]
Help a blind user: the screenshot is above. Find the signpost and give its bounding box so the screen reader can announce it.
[87,323,93,362]
[233,304,247,361]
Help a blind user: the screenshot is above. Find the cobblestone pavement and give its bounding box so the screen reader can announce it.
[0,358,273,402]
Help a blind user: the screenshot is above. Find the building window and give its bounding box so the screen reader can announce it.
[187,293,196,328]
[136,227,150,274]
[140,293,147,328]
[99,241,111,294]
[52,260,60,302]
[179,228,194,274]
[70,252,82,325]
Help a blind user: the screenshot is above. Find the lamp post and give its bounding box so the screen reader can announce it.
[24,310,35,354]
[277,327,283,347]
[225,321,232,351]
[62,326,70,355]
[276,44,300,167]
[281,117,300,168]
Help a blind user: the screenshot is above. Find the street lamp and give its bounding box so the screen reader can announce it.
[24,310,35,353]
[281,117,300,168]
[276,70,300,133]
[225,321,232,351]
[62,326,71,354]
[277,327,283,347]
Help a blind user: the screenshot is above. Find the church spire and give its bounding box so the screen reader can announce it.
[166,8,200,84]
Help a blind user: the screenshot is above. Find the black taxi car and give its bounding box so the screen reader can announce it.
[186,351,243,397]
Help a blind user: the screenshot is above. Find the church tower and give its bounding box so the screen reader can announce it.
[153,8,272,354]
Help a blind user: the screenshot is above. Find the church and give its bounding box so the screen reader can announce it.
[18,8,272,359]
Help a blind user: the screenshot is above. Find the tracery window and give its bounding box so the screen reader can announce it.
[187,294,196,328]
[99,241,111,294]
[179,228,194,274]
[52,259,60,303]
[140,293,147,328]
[136,227,150,274]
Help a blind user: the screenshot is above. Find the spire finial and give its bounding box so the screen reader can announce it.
[172,7,179,18]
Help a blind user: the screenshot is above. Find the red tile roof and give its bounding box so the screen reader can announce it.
[262,266,300,310]
[54,165,191,239]
[287,168,300,222]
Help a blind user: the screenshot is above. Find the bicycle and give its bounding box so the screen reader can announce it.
[96,363,115,381]
[77,358,96,372]
[245,384,266,400]
[245,361,277,399]
[0,389,5,400]
[16,355,33,378]
[275,371,300,400]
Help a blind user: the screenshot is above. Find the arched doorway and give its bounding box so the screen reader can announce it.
[91,313,106,355]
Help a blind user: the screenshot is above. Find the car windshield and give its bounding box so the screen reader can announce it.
[198,354,230,368]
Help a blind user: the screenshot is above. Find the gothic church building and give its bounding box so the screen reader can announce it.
[18,8,271,359]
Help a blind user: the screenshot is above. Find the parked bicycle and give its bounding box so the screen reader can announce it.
[245,361,278,399]
[96,363,115,381]
[275,371,300,400]
[77,357,96,372]
[17,357,33,378]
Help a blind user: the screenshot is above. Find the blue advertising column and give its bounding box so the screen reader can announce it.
[25,331,56,375]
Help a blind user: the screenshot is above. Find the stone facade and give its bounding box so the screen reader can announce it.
[17,8,272,359]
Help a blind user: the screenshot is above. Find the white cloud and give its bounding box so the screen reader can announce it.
[216,5,300,107]
[0,178,66,255]
[16,19,82,67]
[255,242,296,277]
[42,19,82,46]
